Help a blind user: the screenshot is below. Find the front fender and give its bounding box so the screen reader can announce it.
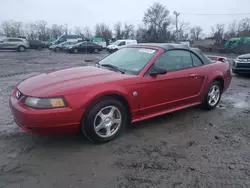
[66,84,134,110]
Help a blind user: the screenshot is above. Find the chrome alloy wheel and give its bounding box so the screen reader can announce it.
[208,85,220,106]
[93,106,122,138]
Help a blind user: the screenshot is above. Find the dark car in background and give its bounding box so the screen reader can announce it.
[28,40,45,51]
[65,41,103,53]
[49,41,79,52]
[232,53,250,75]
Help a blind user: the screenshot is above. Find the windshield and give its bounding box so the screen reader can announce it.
[111,41,122,45]
[99,47,157,75]
[75,41,86,46]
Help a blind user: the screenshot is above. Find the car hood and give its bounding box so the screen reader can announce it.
[238,53,250,59]
[17,66,132,97]
[107,45,117,49]
[49,45,57,48]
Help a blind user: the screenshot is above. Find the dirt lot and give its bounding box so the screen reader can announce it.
[0,50,250,188]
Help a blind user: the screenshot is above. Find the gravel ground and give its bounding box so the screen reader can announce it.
[0,49,249,188]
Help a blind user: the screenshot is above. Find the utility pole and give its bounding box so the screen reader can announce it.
[173,11,180,42]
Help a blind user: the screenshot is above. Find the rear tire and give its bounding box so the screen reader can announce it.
[37,46,43,51]
[18,46,26,52]
[73,48,78,53]
[55,47,60,52]
[94,49,99,53]
[81,98,128,144]
[201,81,222,110]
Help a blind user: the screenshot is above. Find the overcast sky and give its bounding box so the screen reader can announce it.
[1,0,250,34]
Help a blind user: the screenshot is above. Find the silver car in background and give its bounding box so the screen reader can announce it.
[49,41,79,52]
[0,37,30,52]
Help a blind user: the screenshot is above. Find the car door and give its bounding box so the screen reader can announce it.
[117,41,126,49]
[86,42,95,52]
[139,49,205,116]
[0,38,11,49]
[7,39,19,49]
[79,42,87,52]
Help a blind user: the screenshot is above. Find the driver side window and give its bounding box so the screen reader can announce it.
[154,50,193,71]
[118,41,126,46]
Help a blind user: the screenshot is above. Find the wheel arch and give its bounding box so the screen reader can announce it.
[82,92,132,123]
[17,45,26,50]
[213,76,224,90]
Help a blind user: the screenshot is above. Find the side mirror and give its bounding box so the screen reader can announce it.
[149,67,167,76]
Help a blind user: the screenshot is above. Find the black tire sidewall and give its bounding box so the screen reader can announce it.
[202,81,222,110]
[81,98,127,144]
[55,47,60,52]
[18,46,25,52]
[73,48,78,53]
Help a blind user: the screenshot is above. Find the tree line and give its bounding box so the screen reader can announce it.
[0,2,250,43]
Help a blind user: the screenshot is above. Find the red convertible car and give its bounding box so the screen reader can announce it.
[9,43,232,143]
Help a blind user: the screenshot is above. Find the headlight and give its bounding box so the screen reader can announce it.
[24,97,67,109]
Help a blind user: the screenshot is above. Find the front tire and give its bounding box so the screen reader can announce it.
[55,47,60,52]
[18,46,26,52]
[81,98,128,144]
[201,81,222,110]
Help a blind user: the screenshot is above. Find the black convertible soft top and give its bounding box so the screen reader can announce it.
[127,43,213,65]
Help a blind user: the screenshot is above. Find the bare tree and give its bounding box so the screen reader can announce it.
[224,21,238,39]
[136,25,149,42]
[142,2,172,42]
[123,24,135,39]
[1,21,24,37]
[114,22,123,39]
[26,22,38,40]
[95,23,112,40]
[83,27,93,39]
[177,21,189,41]
[189,26,203,41]
[35,20,49,41]
[237,18,250,37]
[211,24,225,43]
[51,24,64,38]
[74,27,83,35]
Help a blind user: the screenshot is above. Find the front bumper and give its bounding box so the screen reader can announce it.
[232,67,250,74]
[107,48,118,53]
[9,91,84,136]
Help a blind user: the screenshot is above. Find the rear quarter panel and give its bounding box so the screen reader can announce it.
[200,62,231,99]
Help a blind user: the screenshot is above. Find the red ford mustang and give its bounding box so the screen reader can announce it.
[9,43,232,143]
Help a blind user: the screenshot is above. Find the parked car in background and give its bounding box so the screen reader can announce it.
[28,40,45,51]
[49,41,79,52]
[65,41,103,53]
[0,37,29,52]
[52,35,86,45]
[10,43,232,143]
[206,55,229,63]
[106,39,137,53]
[232,53,250,75]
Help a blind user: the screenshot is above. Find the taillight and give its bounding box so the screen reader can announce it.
[218,58,226,63]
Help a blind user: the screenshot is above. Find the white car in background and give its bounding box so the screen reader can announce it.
[107,39,137,53]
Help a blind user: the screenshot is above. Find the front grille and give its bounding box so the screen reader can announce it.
[238,58,250,62]
[236,63,250,68]
[16,90,23,100]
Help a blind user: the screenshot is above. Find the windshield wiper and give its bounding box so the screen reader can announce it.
[100,64,125,74]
